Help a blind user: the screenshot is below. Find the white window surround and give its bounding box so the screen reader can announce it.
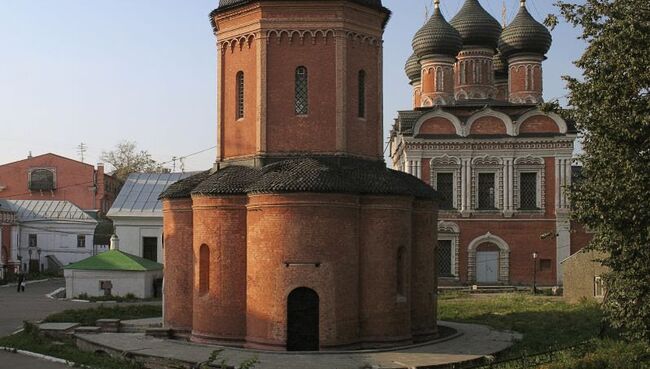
[437,221,460,280]
[472,156,503,211]
[430,155,461,210]
[514,156,545,212]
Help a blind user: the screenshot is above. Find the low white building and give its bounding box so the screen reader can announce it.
[0,200,98,272]
[64,235,163,299]
[107,172,195,264]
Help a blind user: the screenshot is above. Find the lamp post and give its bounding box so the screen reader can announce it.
[532,251,539,295]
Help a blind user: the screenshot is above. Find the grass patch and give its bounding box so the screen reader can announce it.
[44,304,161,326]
[540,339,650,369]
[438,293,602,357]
[0,323,143,369]
[76,293,161,303]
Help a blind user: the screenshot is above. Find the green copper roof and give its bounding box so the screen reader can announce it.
[498,3,552,59]
[64,250,163,271]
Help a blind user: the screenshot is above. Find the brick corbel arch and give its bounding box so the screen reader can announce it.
[466,108,514,137]
[514,110,568,135]
[412,109,463,137]
[467,232,510,284]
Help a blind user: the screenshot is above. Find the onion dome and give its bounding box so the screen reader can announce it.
[493,50,508,78]
[411,1,462,58]
[498,1,552,59]
[449,0,502,49]
[405,53,421,83]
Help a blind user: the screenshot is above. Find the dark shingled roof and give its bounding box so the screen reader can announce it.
[405,53,421,83]
[450,0,502,49]
[160,157,438,201]
[411,6,463,58]
[498,3,552,59]
[158,171,211,199]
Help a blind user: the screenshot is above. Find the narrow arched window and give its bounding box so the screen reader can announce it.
[396,247,406,297]
[199,244,210,294]
[295,66,308,115]
[236,71,244,119]
[358,70,366,118]
[436,68,444,92]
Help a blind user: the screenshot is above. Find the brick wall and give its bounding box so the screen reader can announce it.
[0,153,117,212]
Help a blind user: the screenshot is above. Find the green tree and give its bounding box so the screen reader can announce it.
[547,0,650,341]
[101,141,169,182]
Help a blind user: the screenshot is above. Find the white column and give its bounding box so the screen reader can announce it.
[461,160,467,211]
[564,158,573,209]
[508,159,515,211]
[555,158,561,210]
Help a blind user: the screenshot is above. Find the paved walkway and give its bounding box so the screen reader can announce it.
[77,321,519,369]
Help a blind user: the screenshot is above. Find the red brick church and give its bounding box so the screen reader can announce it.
[161,0,440,351]
[390,0,589,287]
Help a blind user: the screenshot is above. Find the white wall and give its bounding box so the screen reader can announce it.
[18,221,96,271]
[64,269,163,299]
[112,217,163,263]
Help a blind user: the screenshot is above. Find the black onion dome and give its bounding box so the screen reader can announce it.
[412,7,462,58]
[498,3,552,58]
[450,0,502,49]
[493,50,508,77]
[405,53,421,83]
[217,0,383,11]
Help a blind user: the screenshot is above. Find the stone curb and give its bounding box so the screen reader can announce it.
[0,346,78,367]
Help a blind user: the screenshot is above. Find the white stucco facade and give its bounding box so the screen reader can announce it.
[64,269,163,299]
[111,217,163,264]
[18,222,97,271]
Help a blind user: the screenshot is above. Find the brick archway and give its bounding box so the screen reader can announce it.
[467,233,510,284]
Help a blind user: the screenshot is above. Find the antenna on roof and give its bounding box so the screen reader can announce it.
[424,2,430,23]
[77,142,87,163]
[502,0,508,27]
[28,151,33,159]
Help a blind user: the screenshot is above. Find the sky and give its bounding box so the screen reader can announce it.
[0,0,586,172]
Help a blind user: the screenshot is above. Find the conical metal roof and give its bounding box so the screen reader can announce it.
[450,0,502,49]
[498,2,552,58]
[412,5,462,58]
[405,53,421,83]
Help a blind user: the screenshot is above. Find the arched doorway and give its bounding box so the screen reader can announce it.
[287,287,319,351]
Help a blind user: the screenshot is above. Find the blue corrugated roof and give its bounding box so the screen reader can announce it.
[107,172,195,218]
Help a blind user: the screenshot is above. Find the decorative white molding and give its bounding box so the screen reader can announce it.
[430,155,461,167]
[412,109,463,136]
[437,220,460,234]
[514,155,544,166]
[467,232,511,284]
[472,155,503,166]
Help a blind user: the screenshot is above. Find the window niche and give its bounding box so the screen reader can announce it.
[472,156,503,211]
[28,168,56,191]
[295,66,309,115]
[430,155,461,211]
[236,71,244,119]
[514,156,545,212]
[358,70,366,118]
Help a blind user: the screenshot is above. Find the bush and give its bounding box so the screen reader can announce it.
[44,305,161,326]
[540,340,650,369]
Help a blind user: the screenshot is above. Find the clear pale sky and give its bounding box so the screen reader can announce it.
[0,0,586,171]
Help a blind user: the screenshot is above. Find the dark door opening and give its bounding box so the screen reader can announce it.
[287,287,319,351]
[142,237,158,262]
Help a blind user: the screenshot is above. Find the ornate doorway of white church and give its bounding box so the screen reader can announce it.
[476,251,499,283]
[287,287,319,351]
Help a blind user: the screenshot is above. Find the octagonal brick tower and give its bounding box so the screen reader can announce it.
[212,0,390,167]
[162,0,441,352]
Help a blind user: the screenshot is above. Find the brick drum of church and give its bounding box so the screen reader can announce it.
[161,0,440,351]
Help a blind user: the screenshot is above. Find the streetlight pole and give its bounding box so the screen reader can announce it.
[532,251,538,294]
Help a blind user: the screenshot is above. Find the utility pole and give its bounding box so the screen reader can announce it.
[77,143,87,163]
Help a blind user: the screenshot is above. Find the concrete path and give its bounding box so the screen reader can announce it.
[0,351,71,369]
[77,321,519,369]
